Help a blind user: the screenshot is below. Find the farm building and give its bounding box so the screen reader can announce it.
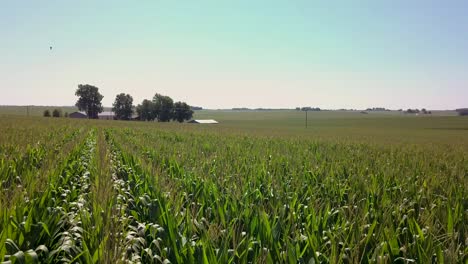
[69,112,87,118]
[98,111,115,120]
[69,111,116,120]
[188,119,219,124]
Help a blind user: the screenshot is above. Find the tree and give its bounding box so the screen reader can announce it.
[136,99,155,121]
[456,109,468,116]
[172,102,194,122]
[135,93,192,122]
[112,93,134,120]
[64,112,69,117]
[43,109,51,117]
[420,108,432,114]
[75,84,104,119]
[52,109,62,117]
[153,93,174,122]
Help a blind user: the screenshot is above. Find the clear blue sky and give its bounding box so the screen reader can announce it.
[1,1,467,109]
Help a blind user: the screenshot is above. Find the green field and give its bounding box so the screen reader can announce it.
[0,113,467,263]
[0,106,114,117]
[193,110,468,146]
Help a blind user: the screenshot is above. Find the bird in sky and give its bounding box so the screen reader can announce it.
[49,46,52,50]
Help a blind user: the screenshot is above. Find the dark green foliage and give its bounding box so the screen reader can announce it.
[406,109,420,114]
[136,93,192,122]
[301,107,321,111]
[456,108,468,116]
[153,93,174,122]
[112,93,134,120]
[136,99,155,121]
[43,110,51,117]
[75,84,104,119]
[52,109,61,117]
[173,102,193,122]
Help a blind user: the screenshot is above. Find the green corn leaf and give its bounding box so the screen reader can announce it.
[447,206,453,235]
[436,246,444,264]
[24,211,33,234]
[39,222,50,237]
[12,251,26,264]
[412,219,425,241]
[25,250,38,263]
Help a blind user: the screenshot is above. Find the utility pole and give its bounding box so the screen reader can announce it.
[305,110,308,128]
[26,105,29,116]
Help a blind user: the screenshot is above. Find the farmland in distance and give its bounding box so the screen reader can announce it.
[0,113,467,263]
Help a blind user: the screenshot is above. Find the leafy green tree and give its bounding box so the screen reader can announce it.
[172,102,194,122]
[52,109,62,117]
[75,84,104,119]
[136,99,155,121]
[153,93,174,122]
[456,109,468,116]
[112,93,134,120]
[136,93,191,122]
[43,109,51,117]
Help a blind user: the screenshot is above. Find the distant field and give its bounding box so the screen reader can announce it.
[0,105,79,116]
[192,110,468,148]
[0,112,466,262]
[1,107,467,147]
[0,105,112,116]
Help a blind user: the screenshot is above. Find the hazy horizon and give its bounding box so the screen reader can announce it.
[1,1,467,110]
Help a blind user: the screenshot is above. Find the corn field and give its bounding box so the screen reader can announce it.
[0,117,467,263]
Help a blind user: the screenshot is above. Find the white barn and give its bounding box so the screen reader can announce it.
[69,111,115,120]
[98,111,115,120]
[188,119,219,124]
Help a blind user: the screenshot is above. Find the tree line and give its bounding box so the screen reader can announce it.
[456,108,468,116]
[74,84,194,122]
[43,109,69,117]
[404,108,431,114]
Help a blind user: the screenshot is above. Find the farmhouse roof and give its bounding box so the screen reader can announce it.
[99,111,114,116]
[188,119,219,124]
[69,111,115,117]
[77,111,115,116]
[69,111,87,118]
